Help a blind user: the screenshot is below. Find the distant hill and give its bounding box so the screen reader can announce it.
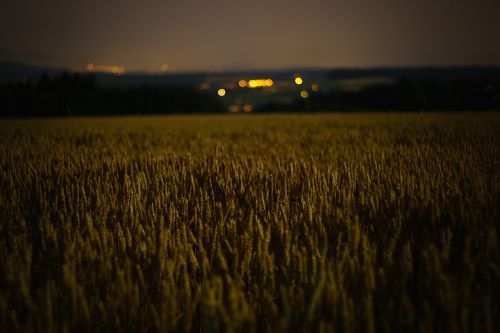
[93,69,333,87]
[0,62,64,83]
[0,62,331,87]
[328,67,500,81]
[1,61,500,87]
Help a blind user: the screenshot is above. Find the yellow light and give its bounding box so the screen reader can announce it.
[295,77,303,85]
[87,63,95,71]
[217,88,226,97]
[243,104,253,112]
[311,83,319,91]
[300,90,309,98]
[247,79,273,88]
[110,66,124,75]
[238,80,247,88]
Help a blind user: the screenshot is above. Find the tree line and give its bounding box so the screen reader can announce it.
[0,73,224,117]
[259,79,500,112]
[1,73,499,117]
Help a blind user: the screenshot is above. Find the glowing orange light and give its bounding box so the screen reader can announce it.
[242,104,253,112]
[111,66,124,75]
[265,79,274,86]
[238,80,247,88]
[200,82,210,90]
[300,90,309,98]
[311,83,319,92]
[160,64,169,72]
[217,88,226,97]
[295,77,303,85]
[86,63,124,75]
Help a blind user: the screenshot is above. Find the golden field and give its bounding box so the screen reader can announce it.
[0,113,499,332]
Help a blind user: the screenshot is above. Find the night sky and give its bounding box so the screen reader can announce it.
[1,0,499,72]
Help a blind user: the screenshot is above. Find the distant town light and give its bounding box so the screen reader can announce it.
[238,80,247,88]
[85,63,124,75]
[247,79,273,88]
[217,88,226,97]
[229,105,240,112]
[300,90,309,98]
[295,77,303,85]
[311,83,320,91]
[160,64,169,72]
[243,104,254,112]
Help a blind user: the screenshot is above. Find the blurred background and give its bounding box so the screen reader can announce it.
[1,0,500,116]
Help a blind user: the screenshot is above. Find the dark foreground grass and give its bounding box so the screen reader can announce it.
[0,113,499,332]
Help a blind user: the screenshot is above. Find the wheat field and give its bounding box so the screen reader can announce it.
[0,113,499,332]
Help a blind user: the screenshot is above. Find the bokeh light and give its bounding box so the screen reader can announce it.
[295,77,303,85]
[238,80,247,88]
[248,79,273,88]
[243,104,254,112]
[86,63,124,75]
[300,90,309,98]
[217,88,226,97]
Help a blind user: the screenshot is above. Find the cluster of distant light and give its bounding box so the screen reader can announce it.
[212,75,324,112]
[217,76,320,97]
[87,64,125,75]
[238,79,274,88]
[79,63,125,75]
[73,63,170,75]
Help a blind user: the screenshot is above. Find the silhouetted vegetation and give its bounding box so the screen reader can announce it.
[313,79,500,111]
[258,79,500,112]
[2,71,500,116]
[0,72,224,117]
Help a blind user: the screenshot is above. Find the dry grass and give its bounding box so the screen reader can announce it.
[0,113,499,332]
